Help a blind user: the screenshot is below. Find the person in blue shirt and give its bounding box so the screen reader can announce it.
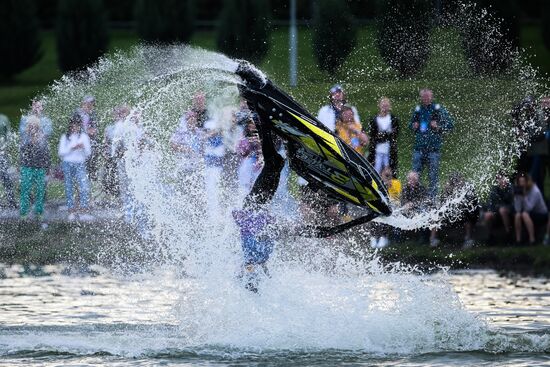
[409,88,454,198]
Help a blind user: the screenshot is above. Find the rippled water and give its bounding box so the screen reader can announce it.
[0,265,548,366]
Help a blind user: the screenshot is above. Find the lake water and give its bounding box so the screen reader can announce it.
[0,265,548,366]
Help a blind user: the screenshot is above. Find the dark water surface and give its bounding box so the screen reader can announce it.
[0,265,549,366]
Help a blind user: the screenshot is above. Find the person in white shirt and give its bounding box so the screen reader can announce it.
[366,97,400,176]
[317,84,360,132]
[58,114,92,221]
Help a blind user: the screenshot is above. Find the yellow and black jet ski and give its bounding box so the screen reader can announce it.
[236,61,391,217]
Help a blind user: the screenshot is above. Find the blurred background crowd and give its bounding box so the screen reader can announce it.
[2,84,550,250]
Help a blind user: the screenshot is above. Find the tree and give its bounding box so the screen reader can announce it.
[216,0,271,64]
[542,1,550,51]
[0,0,42,79]
[459,0,520,74]
[56,0,109,72]
[311,0,357,75]
[376,0,433,77]
[135,0,195,43]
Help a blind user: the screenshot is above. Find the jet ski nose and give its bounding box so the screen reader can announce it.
[235,60,266,90]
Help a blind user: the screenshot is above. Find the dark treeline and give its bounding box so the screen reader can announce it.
[2,0,548,79]
[33,0,544,27]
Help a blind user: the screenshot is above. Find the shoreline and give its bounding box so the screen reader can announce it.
[1,220,549,277]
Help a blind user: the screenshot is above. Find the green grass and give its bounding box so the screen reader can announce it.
[1,25,549,201]
[3,25,549,123]
[521,24,550,78]
[0,30,140,124]
[379,243,550,277]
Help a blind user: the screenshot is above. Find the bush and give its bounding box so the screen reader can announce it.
[311,0,357,75]
[56,0,109,72]
[0,0,42,79]
[459,0,520,74]
[216,0,271,64]
[135,0,195,43]
[376,0,433,77]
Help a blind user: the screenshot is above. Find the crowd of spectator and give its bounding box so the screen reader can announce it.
[313,84,550,248]
[0,88,549,250]
[0,96,151,228]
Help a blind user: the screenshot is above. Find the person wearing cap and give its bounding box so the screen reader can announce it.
[409,88,454,198]
[317,84,360,132]
[76,95,99,180]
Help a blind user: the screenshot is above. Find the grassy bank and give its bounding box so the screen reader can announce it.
[1,221,549,276]
[379,243,550,276]
[0,220,154,266]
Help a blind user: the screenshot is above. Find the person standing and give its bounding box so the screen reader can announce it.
[317,84,360,132]
[409,88,454,198]
[366,97,400,176]
[102,105,130,198]
[0,114,16,208]
[236,117,262,199]
[76,95,99,180]
[203,115,226,220]
[539,96,550,196]
[58,115,93,221]
[19,117,50,220]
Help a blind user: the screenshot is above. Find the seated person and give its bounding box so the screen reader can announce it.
[430,172,479,248]
[401,171,428,216]
[514,173,548,245]
[482,173,513,240]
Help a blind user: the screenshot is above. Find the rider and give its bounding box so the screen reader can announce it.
[233,111,378,292]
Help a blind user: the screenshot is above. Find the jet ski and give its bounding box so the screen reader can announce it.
[235,61,391,217]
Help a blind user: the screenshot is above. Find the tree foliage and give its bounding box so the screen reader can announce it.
[376,0,433,77]
[56,0,109,72]
[0,0,42,79]
[135,0,195,43]
[311,0,357,75]
[216,0,271,64]
[459,0,520,74]
[542,1,550,51]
